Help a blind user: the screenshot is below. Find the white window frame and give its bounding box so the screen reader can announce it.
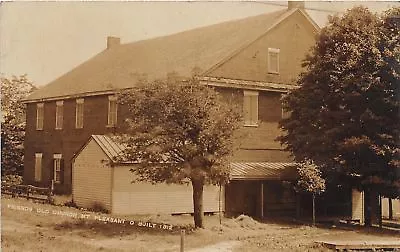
[34,153,42,182]
[268,48,280,74]
[243,90,259,127]
[55,101,63,130]
[53,154,62,183]
[107,95,118,127]
[36,103,44,130]
[75,98,84,129]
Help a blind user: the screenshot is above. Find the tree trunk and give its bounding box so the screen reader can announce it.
[378,194,382,228]
[219,184,222,226]
[389,198,393,220]
[312,193,316,226]
[192,178,204,228]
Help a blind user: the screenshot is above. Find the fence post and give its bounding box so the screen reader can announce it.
[51,180,54,194]
[48,180,55,204]
[26,186,30,200]
[180,229,185,252]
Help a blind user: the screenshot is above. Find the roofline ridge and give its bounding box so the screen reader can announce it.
[120,9,287,49]
[202,9,295,76]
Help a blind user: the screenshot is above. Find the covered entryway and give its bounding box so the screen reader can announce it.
[225,162,298,219]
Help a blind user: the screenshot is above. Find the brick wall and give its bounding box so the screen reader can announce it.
[24,95,129,193]
[24,87,289,194]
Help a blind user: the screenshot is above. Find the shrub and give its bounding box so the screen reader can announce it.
[1,174,23,186]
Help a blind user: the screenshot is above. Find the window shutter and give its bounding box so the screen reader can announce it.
[56,101,63,130]
[268,48,280,74]
[108,96,118,127]
[36,103,44,130]
[76,99,84,128]
[34,153,42,182]
[243,90,259,126]
[243,95,251,125]
[250,96,258,125]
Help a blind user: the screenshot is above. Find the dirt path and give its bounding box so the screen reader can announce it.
[2,197,400,252]
[187,241,241,252]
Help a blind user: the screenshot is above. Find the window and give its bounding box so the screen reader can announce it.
[107,95,118,127]
[243,90,259,126]
[55,101,63,130]
[281,94,291,119]
[53,154,62,183]
[36,103,44,130]
[75,98,84,128]
[34,153,42,182]
[268,48,280,74]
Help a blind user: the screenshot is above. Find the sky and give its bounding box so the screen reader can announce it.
[0,1,399,87]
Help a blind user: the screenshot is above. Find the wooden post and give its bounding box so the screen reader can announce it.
[26,186,30,200]
[180,229,185,252]
[312,193,316,226]
[219,184,222,226]
[51,179,55,194]
[378,195,382,228]
[260,182,264,219]
[389,198,393,220]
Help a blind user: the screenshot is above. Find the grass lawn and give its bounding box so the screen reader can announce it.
[1,196,399,252]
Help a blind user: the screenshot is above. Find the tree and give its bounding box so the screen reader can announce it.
[115,78,241,228]
[278,7,399,226]
[296,160,326,226]
[1,75,36,176]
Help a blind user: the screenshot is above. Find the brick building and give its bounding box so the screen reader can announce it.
[23,3,320,216]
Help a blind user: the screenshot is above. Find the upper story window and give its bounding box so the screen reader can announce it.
[55,101,63,130]
[53,154,62,184]
[36,103,44,130]
[34,153,42,182]
[243,90,259,127]
[107,95,118,127]
[75,98,84,129]
[268,48,280,74]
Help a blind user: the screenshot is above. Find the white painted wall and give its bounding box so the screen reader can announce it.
[72,139,113,211]
[382,197,400,219]
[112,165,224,215]
[352,189,364,224]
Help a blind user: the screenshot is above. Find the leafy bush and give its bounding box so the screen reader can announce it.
[2,174,23,186]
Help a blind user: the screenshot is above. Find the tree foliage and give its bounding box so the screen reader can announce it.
[296,160,326,195]
[116,78,241,227]
[1,75,36,176]
[279,7,400,199]
[296,160,326,225]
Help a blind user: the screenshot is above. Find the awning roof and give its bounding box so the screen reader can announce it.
[230,162,297,180]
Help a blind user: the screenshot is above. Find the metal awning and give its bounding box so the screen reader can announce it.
[230,162,297,180]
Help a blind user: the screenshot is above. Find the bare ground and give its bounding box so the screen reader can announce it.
[1,197,399,252]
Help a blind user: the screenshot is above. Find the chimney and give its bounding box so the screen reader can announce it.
[107,36,120,49]
[288,1,305,10]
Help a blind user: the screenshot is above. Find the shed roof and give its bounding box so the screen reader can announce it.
[25,8,318,102]
[230,162,297,180]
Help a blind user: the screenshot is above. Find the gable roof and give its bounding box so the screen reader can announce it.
[91,135,125,161]
[26,8,318,102]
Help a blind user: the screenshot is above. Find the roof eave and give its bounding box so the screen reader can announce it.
[199,76,298,92]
